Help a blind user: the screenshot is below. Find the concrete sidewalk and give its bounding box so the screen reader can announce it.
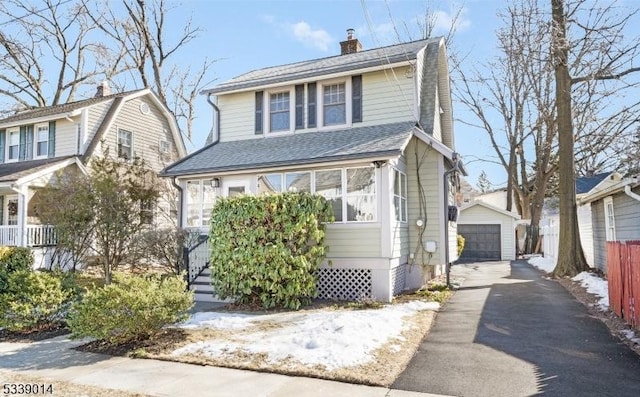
[0,335,450,397]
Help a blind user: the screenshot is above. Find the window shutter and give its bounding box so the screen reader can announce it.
[0,129,5,163]
[255,91,264,134]
[48,121,56,158]
[295,84,304,129]
[307,82,317,128]
[25,125,34,160]
[352,75,362,123]
[19,126,26,160]
[0,195,3,225]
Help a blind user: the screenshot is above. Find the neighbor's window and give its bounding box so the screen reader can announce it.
[186,180,216,227]
[315,169,343,222]
[604,196,616,241]
[8,130,19,161]
[259,174,282,193]
[140,198,155,225]
[118,129,132,159]
[269,92,290,132]
[36,125,49,158]
[393,170,407,222]
[323,83,346,126]
[346,167,376,222]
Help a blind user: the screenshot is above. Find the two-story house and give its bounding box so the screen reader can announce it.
[0,84,186,266]
[162,32,465,302]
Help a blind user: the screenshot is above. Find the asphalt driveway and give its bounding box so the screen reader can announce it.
[392,260,640,397]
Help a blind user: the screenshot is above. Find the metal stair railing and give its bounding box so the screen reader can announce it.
[183,234,210,288]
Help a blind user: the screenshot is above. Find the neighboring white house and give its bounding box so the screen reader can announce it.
[0,85,186,267]
[578,175,639,273]
[162,32,466,302]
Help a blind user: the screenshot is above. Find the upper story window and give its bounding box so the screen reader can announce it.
[118,129,132,159]
[269,91,290,132]
[36,125,49,158]
[7,130,19,161]
[254,75,362,135]
[323,83,346,126]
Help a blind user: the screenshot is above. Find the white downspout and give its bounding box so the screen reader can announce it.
[624,181,640,202]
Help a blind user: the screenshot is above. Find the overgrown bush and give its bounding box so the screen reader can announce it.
[209,192,334,310]
[457,234,466,257]
[0,247,34,294]
[67,272,193,344]
[0,270,72,331]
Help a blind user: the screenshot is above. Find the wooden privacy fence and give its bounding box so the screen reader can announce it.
[607,241,640,329]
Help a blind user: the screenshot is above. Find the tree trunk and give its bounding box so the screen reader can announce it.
[551,0,589,277]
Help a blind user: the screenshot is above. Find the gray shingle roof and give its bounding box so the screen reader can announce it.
[161,122,415,177]
[0,89,146,126]
[0,156,77,182]
[203,39,436,94]
[576,172,613,194]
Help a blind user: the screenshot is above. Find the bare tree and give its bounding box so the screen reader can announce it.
[83,0,216,142]
[552,0,640,277]
[0,0,130,113]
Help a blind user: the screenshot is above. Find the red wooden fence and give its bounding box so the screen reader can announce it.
[607,241,640,329]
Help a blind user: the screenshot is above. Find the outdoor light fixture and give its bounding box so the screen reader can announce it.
[210,177,220,188]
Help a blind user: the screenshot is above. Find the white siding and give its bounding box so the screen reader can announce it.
[54,119,78,157]
[577,203,594,266]
[458,205,517,261]
[101,97,178,172]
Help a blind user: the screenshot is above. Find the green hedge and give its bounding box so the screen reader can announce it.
[0,247,34,294]
[67,272,193,344]
[209,192,334,310]
[0,270,72,331]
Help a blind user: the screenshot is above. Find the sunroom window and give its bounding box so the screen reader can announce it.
[186,180,216,227]
[315,169,343,222]
[346,167,376,222]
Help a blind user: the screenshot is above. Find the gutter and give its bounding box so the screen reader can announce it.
[206,93,220,145]
[624,178,640,202]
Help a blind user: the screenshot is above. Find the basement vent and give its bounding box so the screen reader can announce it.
[316,268,372,301]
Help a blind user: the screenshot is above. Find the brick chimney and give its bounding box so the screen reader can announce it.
[95,80,111,97]
[340,28,362,55]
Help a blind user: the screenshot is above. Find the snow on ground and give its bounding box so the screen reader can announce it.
[173,300,439,370]
[572,272,609,310]
[620,329,640,345]
[528,256,556,273]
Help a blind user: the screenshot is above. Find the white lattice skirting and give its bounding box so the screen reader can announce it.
[391,264,407,296]
[316,268,372,301]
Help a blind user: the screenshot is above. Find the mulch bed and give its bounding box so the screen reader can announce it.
[0,324,70,343]
[74,328,188,357]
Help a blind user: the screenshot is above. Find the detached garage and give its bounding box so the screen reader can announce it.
[458,202,520,261]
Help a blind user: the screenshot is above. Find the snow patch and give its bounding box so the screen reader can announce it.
[528,256,555,273]
[173,300,439,370]
[572,272,609,310]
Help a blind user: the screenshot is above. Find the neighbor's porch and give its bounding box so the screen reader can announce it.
[0,188,56,247]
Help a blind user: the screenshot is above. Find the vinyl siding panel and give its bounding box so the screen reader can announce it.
[101,96,178,172]
[219,91,256,142]
[85,101,113,152]
[577,204,594,266]
[591,200,607,273]
[612,187,640,241]
[53,119,77,157]
[324,224,381,258]
[360,67,415,127]
[406,138,442,264]
[391,224,409,258]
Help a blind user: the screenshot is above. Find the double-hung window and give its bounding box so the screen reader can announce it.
[322,83,346,126]
[186,180,216,227]
[7,130,19,161]
[36,125,49,158]
[118,129,132,159]
[604,196,616,241]
[269,92,290,132]
[393,170,407,222]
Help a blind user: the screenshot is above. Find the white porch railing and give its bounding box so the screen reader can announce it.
[0,225,56,247]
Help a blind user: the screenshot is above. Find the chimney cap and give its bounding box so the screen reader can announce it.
[346,28,355,39]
